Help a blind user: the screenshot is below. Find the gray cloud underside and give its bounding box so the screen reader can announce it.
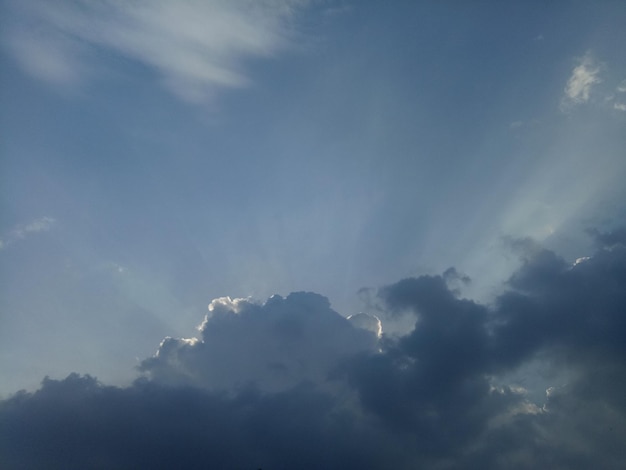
[2,230,626,469]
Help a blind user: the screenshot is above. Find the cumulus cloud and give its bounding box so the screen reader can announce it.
[561,54,602,109]
[2,229,626,468]
[3,0,306,102]
[140,292,378,392]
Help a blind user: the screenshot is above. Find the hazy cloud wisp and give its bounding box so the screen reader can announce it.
[0,216,56,250]
[3,0,306,103]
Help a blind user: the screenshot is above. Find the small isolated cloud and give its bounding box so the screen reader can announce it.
[604,78,626,111]
[2,228,626,468]
[15,216,56,237]
[561,54,602,109]
[0,216,56,250]
[3,0,307,103]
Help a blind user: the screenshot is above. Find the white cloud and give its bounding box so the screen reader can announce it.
[614,103,626,112]
[561,54,602,108]
[0,216,56,249]
[4,0,307,103]
[617,80,626,93]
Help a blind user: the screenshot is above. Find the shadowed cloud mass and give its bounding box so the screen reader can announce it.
[2,231,626,469]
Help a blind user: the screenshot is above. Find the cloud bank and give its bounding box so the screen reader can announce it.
[2,230,626,469]
[3,0,306,102]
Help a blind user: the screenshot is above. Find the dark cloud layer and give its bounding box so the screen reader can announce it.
[2,232,626,469]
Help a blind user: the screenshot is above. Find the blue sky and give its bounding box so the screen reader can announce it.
[1,2,626,467]
[2,0,625,392]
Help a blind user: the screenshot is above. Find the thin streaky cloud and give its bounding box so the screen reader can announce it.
[4,0,307,103]
[16,216,56,237]
[0,216,56,249]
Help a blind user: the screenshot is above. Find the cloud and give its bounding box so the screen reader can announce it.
[2,229,626,468]
[3,0,307,102]
[561,54,602,109]
[559,60,626,113]
[140,292,378,392]
[588,227,626,248]
[0,216,56,250]
[347,312,383,338]
[0,373,420,469]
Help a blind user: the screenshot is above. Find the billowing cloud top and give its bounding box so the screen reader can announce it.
[140,292,378,392]
[2,230,626,468]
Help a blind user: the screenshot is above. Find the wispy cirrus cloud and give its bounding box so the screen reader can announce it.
[3,0,307,103]
[0,216,56,250]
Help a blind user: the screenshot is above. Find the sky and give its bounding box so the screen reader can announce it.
[1,0,626,468]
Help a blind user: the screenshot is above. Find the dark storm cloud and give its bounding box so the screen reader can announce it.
[0,374,415,469]
[344,232,626,466]
[2,230,626,469]
[493,241,626,371]
[346,274,516,457]
[588,227,626,248]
